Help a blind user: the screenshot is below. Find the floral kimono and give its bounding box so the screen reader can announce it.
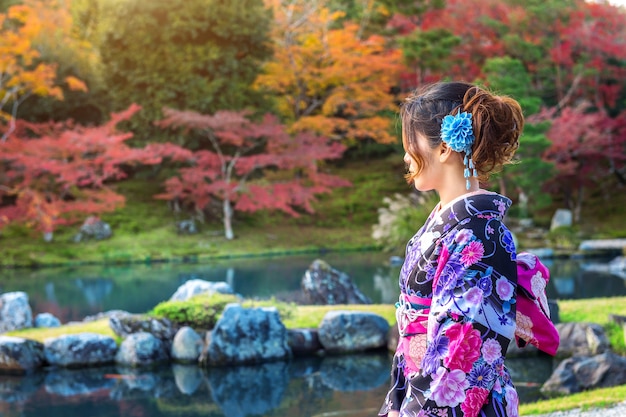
[380,191,519,417]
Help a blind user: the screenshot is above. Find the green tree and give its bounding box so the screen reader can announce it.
[482,56,554,216]
[96,0,272,143]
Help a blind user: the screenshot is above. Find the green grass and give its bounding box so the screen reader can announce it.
[6,318,118,344]
[520,385,626,415]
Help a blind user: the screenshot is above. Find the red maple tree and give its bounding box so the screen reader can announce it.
[0,104,188,236]
[540,105,626,222]
[155,108,350,240]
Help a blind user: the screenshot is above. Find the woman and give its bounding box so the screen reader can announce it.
[380,82,524,417]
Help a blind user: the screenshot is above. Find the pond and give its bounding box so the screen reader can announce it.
[0,251,623,323]
[0,250,624,416]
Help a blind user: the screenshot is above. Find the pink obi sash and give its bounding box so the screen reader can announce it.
[515,252,560,356]
[395,293,431,376]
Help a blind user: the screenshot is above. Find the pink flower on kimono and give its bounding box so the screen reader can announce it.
[460,241,484,267]
[432,244,450,287]
[495,277,514,301]
[464,287,483,306]
[430,367,469,407]
[444,323,481,372]
[481,338,502,364]
[505,387,520,417]
[455,229,474,246]
[461,387,489,417]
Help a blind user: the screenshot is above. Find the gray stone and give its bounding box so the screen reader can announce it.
[301,259,371,305]
[550,209,573,231]
[287,328,322,355]
[44,333,117,367]
[0,336,44,374]
[176,219,197,235]
[0,292,33,333]
[201,304,290,366]
[115,332,168,367]
[170,279,234,301]
[73,216,112,242]
[172,364,203,395]
[35,313,61,328]
[109,314,176,342]
[541,352,626,396]
[318,310,389,353]
[555,322,609,358]
[171,326,203,363]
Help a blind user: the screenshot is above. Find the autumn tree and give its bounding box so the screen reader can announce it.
[540,105,626,223]
[256,0,403,147]
[96,0,273,144]
[155,108,350,240]
[0,105,188,237]
[0,0,86,140]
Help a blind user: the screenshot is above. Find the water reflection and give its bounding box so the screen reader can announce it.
[0,352,390,417]
[0,351,558,417]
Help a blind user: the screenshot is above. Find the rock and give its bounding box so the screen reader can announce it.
[555,322,609,357]
[171,326,203,363]
[541,352,626,396]
[301,259,371,305]
[109,314,177,342]
[115,332,169,367]
[81,309,130,323]
[172,364,204,395]
[176,219,198,235]
[73,216,112,242]
[0,291,33,333]
[34,313,61,328]
[170,279,234,301]
[44,333,117,367]
[0,336,45,374]
[287,328,322,356]
[387,322,399,352]
[550,209,572,231]
[318,310,389,353]
[201,304,290,366]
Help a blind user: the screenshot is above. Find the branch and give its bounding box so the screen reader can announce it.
[556,72,583,110]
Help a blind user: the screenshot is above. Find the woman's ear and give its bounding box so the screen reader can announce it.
[439,142,454,163]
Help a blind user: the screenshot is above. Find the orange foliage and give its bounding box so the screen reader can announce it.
[256,0,403,145]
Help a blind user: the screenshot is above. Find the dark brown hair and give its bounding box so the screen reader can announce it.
[401,82,523,183]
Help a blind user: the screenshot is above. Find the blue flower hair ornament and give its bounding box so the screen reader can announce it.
[440,111,478,189]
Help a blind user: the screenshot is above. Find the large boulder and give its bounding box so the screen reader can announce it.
[541,352,626,396]
[0,336,45,374]
[44,333,117,367]
[0,292,33,333]
[318,310,389,353]
[287,328,323,356]
[109,314,177,343]
[115,332,169,367]
[170,279,234,301]
[555,322,609,358]
[301,259,371,305]
[170,326,204,363]
[201,304,290,366]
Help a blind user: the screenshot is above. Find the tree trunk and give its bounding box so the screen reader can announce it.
[223,198,234,240]
[574,185,583,224]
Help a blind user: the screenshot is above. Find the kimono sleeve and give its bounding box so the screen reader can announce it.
[415,218,518,416]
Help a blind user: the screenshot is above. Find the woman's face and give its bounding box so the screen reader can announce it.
[404,131,441,192]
